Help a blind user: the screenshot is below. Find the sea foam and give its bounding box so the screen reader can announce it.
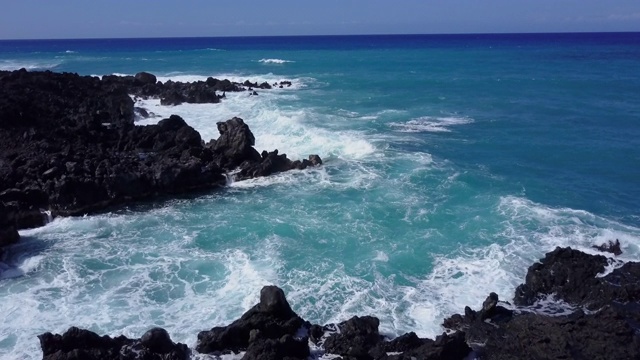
[0,60,62,71]
[134,72,376,163]
[389,116,473,133]
[258,58,295,64]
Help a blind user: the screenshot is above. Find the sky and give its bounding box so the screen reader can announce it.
[1,0,640,39]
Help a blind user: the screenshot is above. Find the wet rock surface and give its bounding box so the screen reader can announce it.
[514,246,640,309]
[196,286,307,355]
[592,238,622,255]
[444,247,640,359]
[0,70,321,248]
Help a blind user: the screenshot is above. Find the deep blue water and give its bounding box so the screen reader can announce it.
[1,33,639,359]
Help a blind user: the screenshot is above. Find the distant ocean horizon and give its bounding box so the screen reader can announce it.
[1,30,639,41]
[1,31,639,359]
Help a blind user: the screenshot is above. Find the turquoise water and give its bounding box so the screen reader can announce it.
[1,33,640,359]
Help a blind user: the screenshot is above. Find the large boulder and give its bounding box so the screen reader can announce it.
[196,285,306,355]
[323,316,382,358]
[134,71,157,85]
[207,117,261,170]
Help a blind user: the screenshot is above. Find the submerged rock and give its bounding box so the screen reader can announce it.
[592,238,622,255]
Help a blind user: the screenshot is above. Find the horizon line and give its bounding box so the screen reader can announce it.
[1,30,638,42]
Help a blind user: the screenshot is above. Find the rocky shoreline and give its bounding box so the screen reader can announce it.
[1,70,639,359]
[0,69,319,252]
[38,246,640,360]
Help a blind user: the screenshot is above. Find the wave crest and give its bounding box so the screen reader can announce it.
[389,116,473,133]
[258,58,294,64]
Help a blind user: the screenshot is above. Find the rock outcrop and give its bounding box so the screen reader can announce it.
[0,70,321,250]
[514,246,640,310]
[196,285,308,356]
[443,246,640,359]
[38,326,189,360]
[101,72,284,106]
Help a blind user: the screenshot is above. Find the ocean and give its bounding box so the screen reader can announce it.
[1,33,639,359]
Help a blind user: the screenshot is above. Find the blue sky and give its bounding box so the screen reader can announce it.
[1,0,640,39]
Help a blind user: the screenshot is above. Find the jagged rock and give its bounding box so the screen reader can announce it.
[0,70,134,130]
[0,70,324,255]
[207,117,261,170]
[481,292,499,320]
[514,246,640,309]
[244,80,258,88]
[308,154,323,166]
[593,239,622,255]
[243,333,309,360]
[160,90,187,106]
[375,332,471,360]
[140,327,175,354]
[321,316,471,360]
[323,316,383,358]
[444,248,640,359]
[38,326,189,360]
[196,285,306,354]
[446,305,640,360]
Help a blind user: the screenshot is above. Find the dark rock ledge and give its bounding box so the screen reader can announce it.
[37,247,640,360]
[0,69,321,249]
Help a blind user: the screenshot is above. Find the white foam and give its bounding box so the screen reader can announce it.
[402,195,640,338]
[0,60,62,71]
[1,209,284,360]
[373,251,389,262]
[133,85,376,162]
[520,294,577,316]
[258,58,295,64]
[389,116,473,133]
[229,168,329,189]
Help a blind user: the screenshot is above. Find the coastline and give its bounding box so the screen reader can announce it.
[0,69,319,235]
[38,246,640,359]
[1,69,639,359]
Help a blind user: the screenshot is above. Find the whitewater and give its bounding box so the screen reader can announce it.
[1,33,639,359]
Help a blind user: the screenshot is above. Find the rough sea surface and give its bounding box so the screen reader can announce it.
[1,33,639,359]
